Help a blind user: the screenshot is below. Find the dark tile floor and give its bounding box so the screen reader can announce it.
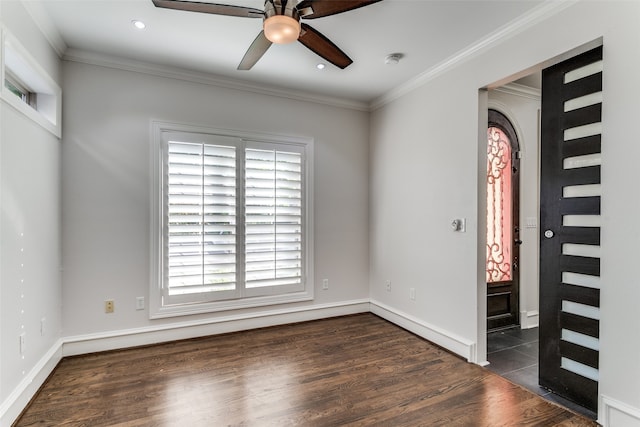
[487,326,597,420]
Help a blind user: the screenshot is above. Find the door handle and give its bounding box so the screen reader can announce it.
[544,229,555,239]
[514,239,523,245]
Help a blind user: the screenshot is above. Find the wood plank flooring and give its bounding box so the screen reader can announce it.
[15,314,597,426]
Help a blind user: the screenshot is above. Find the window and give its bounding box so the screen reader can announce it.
[151,123,314,318]
[486,125,513,282]
[4,70,37,108]
[486,109,520,284]
[1,28,62,137]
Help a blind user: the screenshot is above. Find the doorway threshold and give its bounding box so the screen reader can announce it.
[486,326,597,420]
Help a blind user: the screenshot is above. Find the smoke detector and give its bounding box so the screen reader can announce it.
[385,53,403,65]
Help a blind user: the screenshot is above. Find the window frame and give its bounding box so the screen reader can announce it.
[150,121,314,319]
[4,69,37,108]
[0,27,62,137]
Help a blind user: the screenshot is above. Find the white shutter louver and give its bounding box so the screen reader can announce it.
[245,148,303,290]
[155,126,310,315]
[167,141,237,297]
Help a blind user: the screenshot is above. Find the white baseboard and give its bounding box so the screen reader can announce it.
[0,339,63,427]
[520,310,539,329]
[62,300,369,356]
[601,395,640,427]
[369,300,476,363]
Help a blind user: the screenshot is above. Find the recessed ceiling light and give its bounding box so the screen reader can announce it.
[316,63,326,70]
[132,20,146,30]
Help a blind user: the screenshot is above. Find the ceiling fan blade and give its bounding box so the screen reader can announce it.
[238,31,272,70]
[296,0,382,19]
[298,23,352,69]
[152,0,264,18]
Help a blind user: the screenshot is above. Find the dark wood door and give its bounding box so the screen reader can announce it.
[487,110,521,331]
[539,46,602,412]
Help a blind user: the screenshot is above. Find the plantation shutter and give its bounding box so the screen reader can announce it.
[165,136,241,304]
[244,145,305,296]
[162,133,306,305]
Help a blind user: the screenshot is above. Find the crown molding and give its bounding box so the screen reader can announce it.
[494,82,541,100]
[63,49,370,112]
[20,0,67,57]
[370,0,576,111]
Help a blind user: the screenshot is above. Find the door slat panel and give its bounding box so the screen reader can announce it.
[563,104,602,130]
[560,283,600,307]
[559,255,600,276]
[559,227,600,245]
[561,311,600,338]
[562,72,603,101]
[559,166,600,186]
[559,197,600,216]
[562,135,601,158]
[560,340,599,369]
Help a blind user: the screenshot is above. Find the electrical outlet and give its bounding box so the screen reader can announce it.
[135,296,145,310]
[386,280,391,292]
[105,300,114,314]
[410,288,416,300]
[322,279,329,290]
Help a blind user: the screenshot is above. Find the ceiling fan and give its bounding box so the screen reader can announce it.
[152,0,382,70]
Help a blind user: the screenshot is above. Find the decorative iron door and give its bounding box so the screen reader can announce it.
[486,110,520,331]
[539,46,602,412]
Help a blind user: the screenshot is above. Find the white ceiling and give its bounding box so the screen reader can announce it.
[32,0,543,104]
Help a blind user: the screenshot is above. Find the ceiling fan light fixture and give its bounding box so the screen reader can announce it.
[264,15,301,44]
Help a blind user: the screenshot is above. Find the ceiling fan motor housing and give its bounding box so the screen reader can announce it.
[264,0,300,21]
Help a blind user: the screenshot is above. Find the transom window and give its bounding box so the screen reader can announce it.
[4,70,37,108]
[1,29,61,137]
[151,123,314,318]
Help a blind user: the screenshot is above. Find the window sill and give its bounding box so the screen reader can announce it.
[1,87,61,138]
[149,290,314,319]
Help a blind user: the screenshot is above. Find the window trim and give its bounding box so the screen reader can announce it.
[150,121,314,319]
[0,27,62,138]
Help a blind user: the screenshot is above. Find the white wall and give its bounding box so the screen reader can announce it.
[4,1,640,425]
[488,87,540,328]
[370,1,640,424]
[0,1,63,424]
[61,60,370,337]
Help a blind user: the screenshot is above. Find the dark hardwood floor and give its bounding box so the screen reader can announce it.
[15,314,596,426]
